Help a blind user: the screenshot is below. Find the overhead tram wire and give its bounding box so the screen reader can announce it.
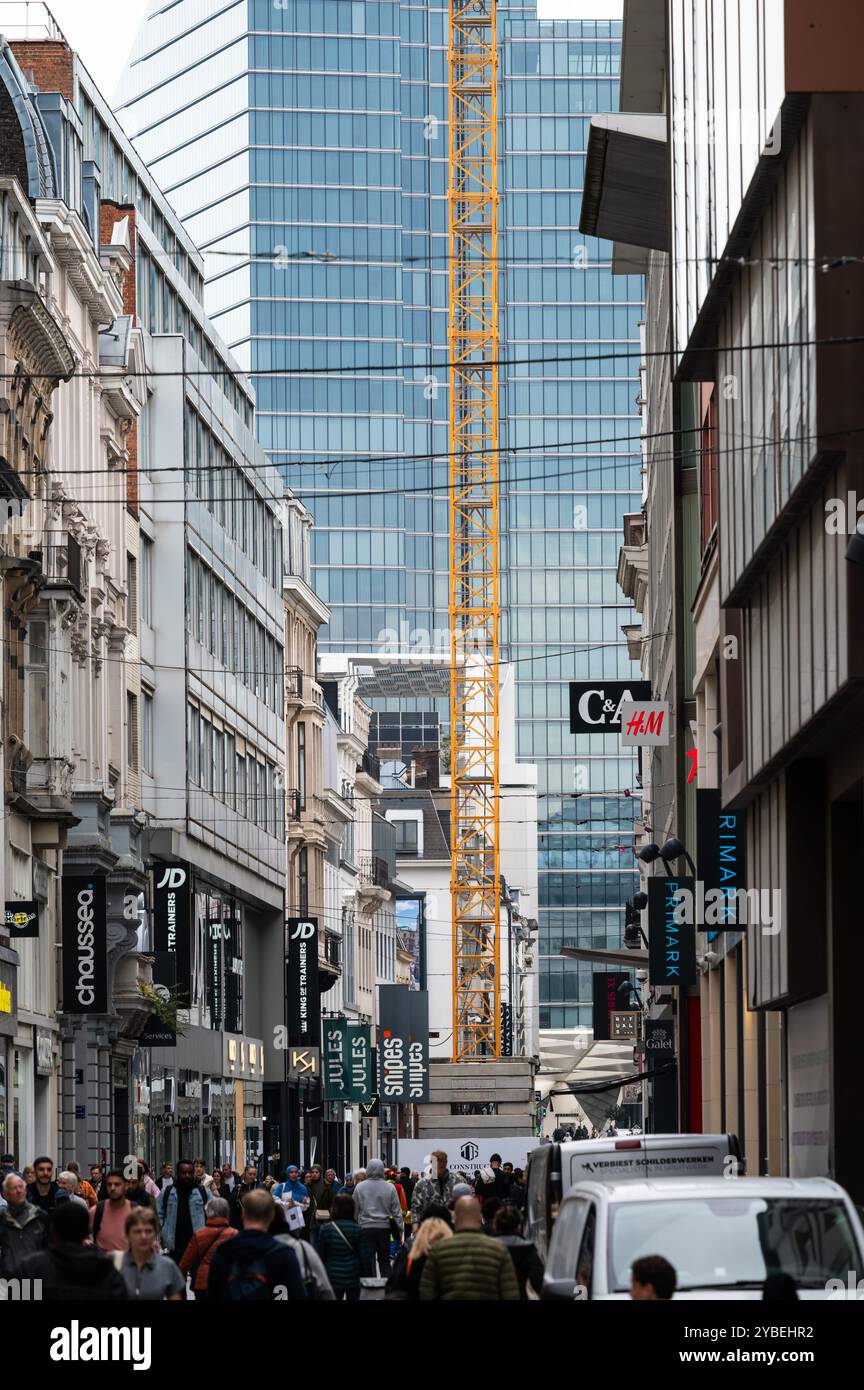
[4,329,864,382]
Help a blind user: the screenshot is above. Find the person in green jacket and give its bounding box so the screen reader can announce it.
[316,1194,376,1301]
[419,1196,520,1301]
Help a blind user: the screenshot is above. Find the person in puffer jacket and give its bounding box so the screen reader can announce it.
[352,1158,403,1274]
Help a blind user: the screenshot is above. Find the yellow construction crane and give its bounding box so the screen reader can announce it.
[448,0,501,1061]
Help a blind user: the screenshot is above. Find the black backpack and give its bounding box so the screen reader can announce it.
[224,1250,274,1301]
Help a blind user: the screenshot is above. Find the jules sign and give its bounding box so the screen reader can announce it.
[569,681,652,734]
[61,877,107,1014]
[323,1020,373,1103]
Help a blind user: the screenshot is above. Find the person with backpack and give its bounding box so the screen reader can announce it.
[89,1170,133,1252]
[178,1196,238,1301]
[316,1194,376,1302]
[207,1189,307,1301]
[270,1201,334,1299]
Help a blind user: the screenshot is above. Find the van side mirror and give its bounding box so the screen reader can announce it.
[542,1276,578,1301]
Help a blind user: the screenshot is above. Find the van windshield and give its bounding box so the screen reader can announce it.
[608,1198,859,1291]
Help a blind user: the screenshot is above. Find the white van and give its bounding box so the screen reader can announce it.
[541,1176,864,1300]
[526,1133,742,1259]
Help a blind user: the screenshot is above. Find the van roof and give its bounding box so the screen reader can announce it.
[547,1133,734,1156]
[562,1176,847,1203]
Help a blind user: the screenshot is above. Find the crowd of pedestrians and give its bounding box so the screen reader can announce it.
[0,1147,541,1301]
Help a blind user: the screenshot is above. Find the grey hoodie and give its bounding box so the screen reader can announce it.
[353,1159,403,1232]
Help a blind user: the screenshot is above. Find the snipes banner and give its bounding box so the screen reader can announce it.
[378,986,430,1103]
[61,876,107,1014]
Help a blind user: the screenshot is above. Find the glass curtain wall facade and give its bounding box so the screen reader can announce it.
[500,18,643,1028]
[118,2,644,1028]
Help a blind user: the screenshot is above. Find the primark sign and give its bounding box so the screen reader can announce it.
[647,876,696,987]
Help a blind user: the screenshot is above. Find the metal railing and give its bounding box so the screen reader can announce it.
[357,749,381,782]
[324,931,341,970]
[285,666,303,699]
[359,855,390,889]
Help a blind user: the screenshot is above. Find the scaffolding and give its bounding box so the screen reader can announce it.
[448,0,501,1061]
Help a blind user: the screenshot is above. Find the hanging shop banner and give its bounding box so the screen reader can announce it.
[287,917,320,1048]
[645,1018,675,1059]
[618,700,670,747]
[569,681,652,734]
[323,1020,373,1102]
[378,986,430,1103]
[4,901,39,937]
[592,971,630,1041]
[647,876,697,987]
[152,862,192,1003]
[696,789,748,934]
[61,876,107,1014]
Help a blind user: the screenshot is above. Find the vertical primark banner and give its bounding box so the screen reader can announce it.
[647,877,697,986]
[287,917,321,1048]
[323,1020,373,1102]
[61,876,107,1013]
[379,986,430,1103]
[152,862,192,1003]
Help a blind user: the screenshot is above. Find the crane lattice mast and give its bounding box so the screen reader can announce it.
[448,0,501,1061]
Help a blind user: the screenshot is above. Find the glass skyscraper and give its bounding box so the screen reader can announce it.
[118,2,643,1029]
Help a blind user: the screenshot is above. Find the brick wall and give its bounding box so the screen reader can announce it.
[9,41,74,99]
[0,81,30,193]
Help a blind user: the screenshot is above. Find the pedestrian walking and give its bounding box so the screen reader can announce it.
[492,1203,544,1299]
[386,1208,452,1300]
[207,1189,307,1301]
[316,1194,376,1301]
[179,1196,238,1300]
[272,1164,311,1236]
[27,1156,61,1213]
[419,1196,520,1301]
[65,1162,98,1208]
[474,1154,509,1203]
[20,1200,127,1300]
[90,1170,133,1252]
[0,1173,48,1275]
[90,1163,107,1199]
[629,1255,676,1301]
[353,1158,403,1275]
[193,1159,214,1192]
[116,1207,186,1300]
[126,1163,158,1212]
[156,1162,174,1192]
[156,1158,206,1259]
[398,1167,416,1206]
[229,1163,263,1229]
[270,1202,335,1299]
[56,1171,88,1209]
[410,1150,457,1223]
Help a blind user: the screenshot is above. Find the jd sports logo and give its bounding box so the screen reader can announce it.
[290,920,316,940]
[156,867,187,889]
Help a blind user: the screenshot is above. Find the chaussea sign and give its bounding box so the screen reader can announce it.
[61,876,107,1014]
[396,1137,534,1176]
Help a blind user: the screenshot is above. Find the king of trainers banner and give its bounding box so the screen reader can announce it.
[151,861,192,1002]
[61,876,107,1014]
[378,985,430,1103]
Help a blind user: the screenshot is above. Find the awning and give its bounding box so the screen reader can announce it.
[561,945,648,967]
[580,112,669,267]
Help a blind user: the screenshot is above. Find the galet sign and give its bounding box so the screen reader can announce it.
[62,876,107,1014]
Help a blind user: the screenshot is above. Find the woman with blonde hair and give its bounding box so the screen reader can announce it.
[386,1205,453,1300]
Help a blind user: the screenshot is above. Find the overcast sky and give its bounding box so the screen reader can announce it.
[30,0,621,105]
